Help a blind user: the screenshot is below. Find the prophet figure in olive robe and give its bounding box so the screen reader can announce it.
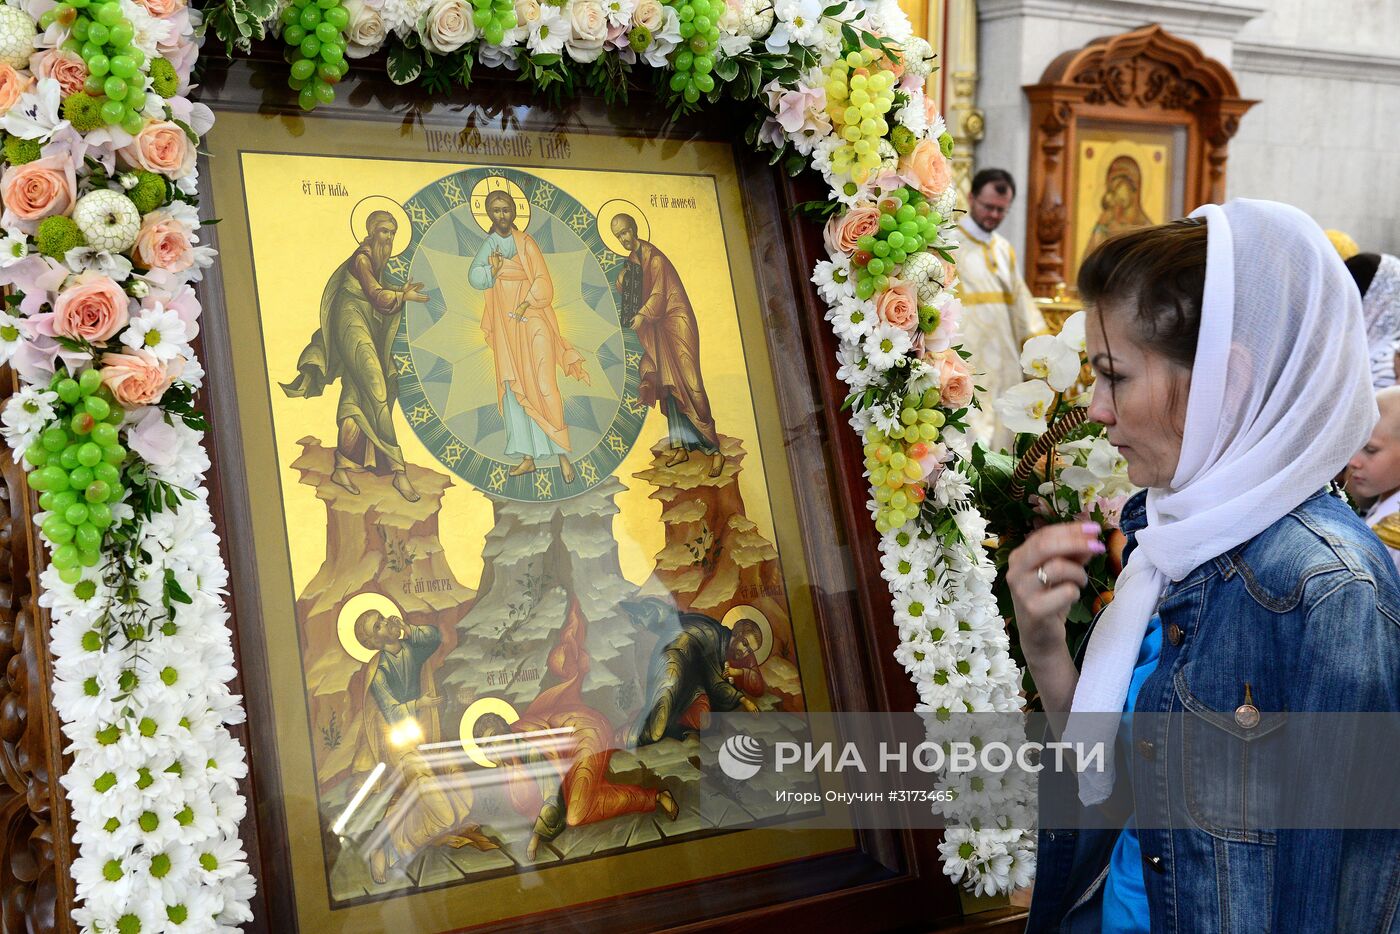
[470,190,591,484]
[611,214,725,477]
[282,211,429,502]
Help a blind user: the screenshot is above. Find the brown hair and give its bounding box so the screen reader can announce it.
[1077,217,1208,369]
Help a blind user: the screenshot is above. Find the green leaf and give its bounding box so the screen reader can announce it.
[387,44,424,85]
[714,54,740,82]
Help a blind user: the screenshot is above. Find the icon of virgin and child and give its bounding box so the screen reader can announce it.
[282,185,726,497]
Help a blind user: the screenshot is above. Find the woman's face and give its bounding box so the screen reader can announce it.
[1085,303,1192,490]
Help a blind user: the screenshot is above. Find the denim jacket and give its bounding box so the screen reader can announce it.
[1025,488,1400,934]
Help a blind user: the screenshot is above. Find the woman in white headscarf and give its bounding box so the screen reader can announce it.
[1345,251,1400,389]
[1009,200,1400,933]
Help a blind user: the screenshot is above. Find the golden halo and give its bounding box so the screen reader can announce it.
[722,604,773,666]
[459,696,521,768]
[350,196,412,257]
[336,591,403,663]
[597,200,649,256]
[470,177,531,234]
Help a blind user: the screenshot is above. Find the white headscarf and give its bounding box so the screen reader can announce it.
[1362,253,1400,389]
[1065,198,1377,806]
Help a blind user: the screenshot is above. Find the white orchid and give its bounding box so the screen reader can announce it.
[996,379,1056,435]
[1057,309,1087,354]
[1019,333,1081,392]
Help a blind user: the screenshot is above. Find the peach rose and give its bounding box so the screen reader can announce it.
[118,121,196,178]
[899,138,952,200]
[132,210,195,272]
[134,0,186,16]
[29,49,88,97]
[100,349,182,407]
[875,280,919,331]
[0,62,35,113]
[0,155,77,230]
[824,204,881,256]
[932,350,974,408]
[53,274,132,343]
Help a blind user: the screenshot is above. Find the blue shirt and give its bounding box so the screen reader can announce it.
[1101,614,1163,934]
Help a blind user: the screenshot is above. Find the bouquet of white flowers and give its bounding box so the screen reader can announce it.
[969,311,1137,706]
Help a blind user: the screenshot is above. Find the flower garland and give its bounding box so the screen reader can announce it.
[0,0,255,928]
[0,0,1035,925]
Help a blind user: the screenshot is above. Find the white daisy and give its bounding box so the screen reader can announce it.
[0,385,57,456]
[0,308,23,366]
[0,227,28,266]
[863,321,913,370]
[121,303,191,363]
[527,5,568,54]
[830,299,876,344]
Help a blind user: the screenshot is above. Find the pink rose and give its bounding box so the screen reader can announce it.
[29,49,89,97]
[0,62,35,113]
[0,155,77,231]
[898,138,952,200]
[875,280,919,331]
[824,204,881,256]
[133,210,195,272]
[100,349,181,407]
[931,350,974,408]
[134,0,186,16]
[118,121,196,178]
[52,273,132,343]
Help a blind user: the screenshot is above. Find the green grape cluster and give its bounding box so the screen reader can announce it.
[667,0,722,104]
[862,399,946,533]
[472,0,518,47]
[23,369,127,584]
[850,186,941,300]
[280,0,349,112]
[39,0,151,134]
[825,49,896,181]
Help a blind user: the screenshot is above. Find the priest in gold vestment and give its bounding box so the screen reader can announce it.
[950,170,1045,450]
[471,190,591,483]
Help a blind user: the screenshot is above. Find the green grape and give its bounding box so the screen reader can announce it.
[94,462,119,486]
[87,501,113,529]
[694,73,714,94]
[484,21,503,43]
[284,23,306,44]
[77,442,102,467]
[315,22,338,43]
[78,369,102,395]
[83,395,110,421]
[891,249,907,265]
[102,444,126,465]
[69,466,94,490]
[94,2,122,25]
[56,565,83,585]
[299,4,322,27]
[78,547,99,568]
[88,53,109,76]
[100,99,124,124]
[125,90,145,113]
[886,231,904,251]
[84,480,110,503]
[71,17,90,38]
[71,412,96,435]
[280,3,299,23]
[290,58,315,81]
[52,544,79,570]
[26,445,48,468]
[299,35,321,58]
[108,55,136,78]
[120,111,143,135]
[75,523,101,552]
[323,5,348,27]
[42,428,69,453]
[856,235,876,252]
[42,516,76,544]
[60,446,81,470]
[298,86,317,111]
[878,214,896,232]
[52,491,79,511]
[867,258,884,277]
[86,21,109,43]
[313,80,334,104]
[64,503,89,526]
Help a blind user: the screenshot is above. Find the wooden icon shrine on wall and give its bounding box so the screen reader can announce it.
[1022,24,1256,297]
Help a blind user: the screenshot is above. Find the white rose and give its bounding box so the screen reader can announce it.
[631,0,663,30]
[344,0,388,57]
[565,0,608,61]
[515,0,542,25]
[421,0,477,52]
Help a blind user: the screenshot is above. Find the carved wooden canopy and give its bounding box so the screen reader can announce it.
[1022,24,1256,297]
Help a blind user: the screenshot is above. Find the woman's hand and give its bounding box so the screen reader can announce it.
[1008,521,1105,658]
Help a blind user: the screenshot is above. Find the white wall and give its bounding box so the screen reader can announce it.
[972,0,1400,259]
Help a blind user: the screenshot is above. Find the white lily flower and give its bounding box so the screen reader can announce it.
[1057,309,1087,354]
